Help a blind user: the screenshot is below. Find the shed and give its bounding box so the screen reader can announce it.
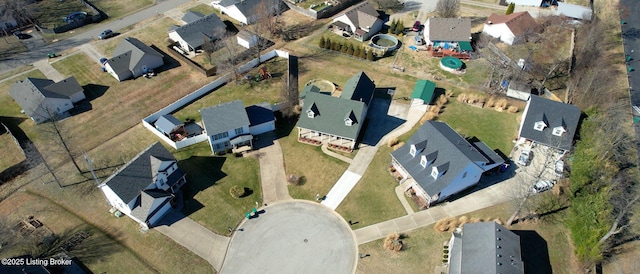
[237,30,259,49]
[155,114,185,136]
[410,80,436,106]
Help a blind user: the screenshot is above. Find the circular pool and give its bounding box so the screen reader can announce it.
[370,34,399,51]
[440,56,464,73]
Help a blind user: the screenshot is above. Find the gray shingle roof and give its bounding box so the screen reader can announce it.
[102,142,180,204]
[391,121,503,196]
[130,189,173,223]
[108,37,163,77]
[182,11,205,24]
[519,95,581,151]
[427,18,471,42]
[200,100,251,136]
[340,1,380,29]
[452,222,524,274]
[172,13,226,50]
[297,91,366,140]
[8,77,84,121]
[155,114,183,134]
[245,103,275,127]
[340,71,375,106]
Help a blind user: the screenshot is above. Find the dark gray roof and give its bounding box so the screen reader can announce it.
[8,77,84,121]
[246,103,275,127]
[108,37,163,77]
[296,89,367,140]
[427,18,471,42]
[155,114,183,134]
[130,188,173,223]
[391,121,503,196]
[519,95,581,151]
[340,71,375,106]
[182,11,205,24]
[102,142,180,204]
[200,100,251,136]
[339,1,380,29]
[172,13,226,50]
[453,222,524,274]
[237,30,256,40]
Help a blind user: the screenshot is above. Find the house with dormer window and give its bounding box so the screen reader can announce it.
[296,72,376,152]
[98,142,187,229]
[517,95,581,152]
[391,121,504,208]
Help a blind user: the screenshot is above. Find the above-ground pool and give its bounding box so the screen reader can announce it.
[370,34,399,51]
[307,79,336,94]
[440,56,464,73]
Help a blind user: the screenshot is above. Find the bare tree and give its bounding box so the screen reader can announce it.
[38,108,84,175]
[435,0,460,18]
[214,32,243,81]
[247,0,281,64]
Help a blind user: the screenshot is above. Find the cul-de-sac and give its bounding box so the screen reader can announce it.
[0,0,638,273]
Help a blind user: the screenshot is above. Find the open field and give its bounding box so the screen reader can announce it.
[356,199,578,274]
[336,146,407,229]
[173,142,262,235]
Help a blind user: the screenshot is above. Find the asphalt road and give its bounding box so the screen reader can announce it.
[621,0,639,106]
[0,0,193,74]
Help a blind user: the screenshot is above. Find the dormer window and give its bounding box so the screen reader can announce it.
[410,145,417,157]
[431,162,448,179]
[534,121,546,131]
[345,118,353,126]
[307,103,319,118]
[420,155,427,167]
[552,126,566,136]
[307,109,315,118]
[431,167,439,179]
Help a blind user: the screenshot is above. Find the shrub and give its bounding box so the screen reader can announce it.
[287,174,300,185]
[467,94,477,104]
[507,106,519,113]
[359,48,366,59]
[229,185,245,198]
[319,36,325,48]
[457,93,468,103]
[383,232,403,253]
[324,38,332,49]
[387,137,399,147]
[437,94,448,106]
[458,216,469,227]
[486,97,496,108]
[435,217,460,232]
[420,112,436,124]
[353,46,361,57]
[496,98,508,109]
[366,50,374,61]
[445,90,453,98]
[430,105,441,114]
[506,3,515,15]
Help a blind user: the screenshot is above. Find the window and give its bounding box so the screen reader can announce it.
[552,126,565,136]
[345,119,352,126]
[235,127,244,135]
[410,145,417,157]
[420,155,427,168]
[534,121,546,131]
[307,110,315,118]
[212,131,229,141]
[431,167,439,179]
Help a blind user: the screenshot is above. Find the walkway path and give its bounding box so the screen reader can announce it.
[321,106,426,210]
[156,210,230,272]
[395,182,415,215]
[321,143,353,164]
[354,171,525,244]
[78,44,105,65]
[255,135,292,204]
[32,59,65,82]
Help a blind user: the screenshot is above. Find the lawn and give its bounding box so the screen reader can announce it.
[0,69,46,118]
[356,200,578,274]
[93,16,180,57]
[336,146,407,229]
[189,4,219,16]
[0,132,25,172]
[91,0,155,19]
[29,0,92,28]
[0,36,28,60]
[172,142,262,235]
[437,97,519,155]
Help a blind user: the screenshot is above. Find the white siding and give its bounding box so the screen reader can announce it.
[99,185,131,214]
[223,6,249,24]
[168,30,190,52]
[364,19,384,41]
[333,15,355,32]
[132,55,163,78]
[249,121,275,135]
[43,97,74,115]
[424,19,432,45]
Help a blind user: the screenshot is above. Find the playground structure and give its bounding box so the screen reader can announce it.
[256,66,272,82]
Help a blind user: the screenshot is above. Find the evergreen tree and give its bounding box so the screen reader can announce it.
[353,45,361,57]
[394,20,404,35]
[331,41,339,51]
[505,3,515,15]
[324,37,332,49]
[390,19,397,34]
[347,43,354,55]
[359,47,366,59]
[319,36,326,48]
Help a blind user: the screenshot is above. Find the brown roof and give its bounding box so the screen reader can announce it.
[427,18,471,42]
[486,11,537,36]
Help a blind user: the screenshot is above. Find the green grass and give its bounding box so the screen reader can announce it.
[0,133,25,172]
[92,0,155,19]
[437,98,518,155]
[189,4,219,15]
[336,146,407,229]
[0,36,28,60]
[172,58,288,122]
[29,0,91,28]
[173,142,262,235]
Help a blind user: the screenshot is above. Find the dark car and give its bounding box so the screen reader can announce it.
[13,31,31,40]
[412,21,421,32]
[98,29,115,40]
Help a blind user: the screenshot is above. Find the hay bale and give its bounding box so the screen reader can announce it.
[507,106,519,113]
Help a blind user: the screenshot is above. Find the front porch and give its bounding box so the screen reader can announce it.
[298,128,356,152]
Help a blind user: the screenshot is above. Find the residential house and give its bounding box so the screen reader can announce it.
[9,77,85,124]
[448,222,524,274]
[211,0,283,25]
[483,11,537,45]
[297,71,375,151]
[155,114,187,141]
[237,30,259,49]
[168,12,227,53]
[517,95,581,152]
[410,79,436,107]
[98,142,187,229]
[391,121,504,208]
[104,37,164,81]
[331,1,383,42]
[201,100,275,153]
[423,18,472,58]
[557,2,592,20]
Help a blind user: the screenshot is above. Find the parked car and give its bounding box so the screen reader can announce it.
[98,29,115,40]
[532,180,555,193]
[13,31,31,40]
[412,21,421,32]
[517,148,532,166]
[554,160,564,177]
[414,35,424,45]
[64,11,87,24]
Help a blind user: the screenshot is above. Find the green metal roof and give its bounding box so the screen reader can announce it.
[296,92,366,140]
[411,80,436,103]
[458,41,472,51]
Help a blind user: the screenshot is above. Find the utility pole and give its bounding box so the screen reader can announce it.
[84,153,100,185]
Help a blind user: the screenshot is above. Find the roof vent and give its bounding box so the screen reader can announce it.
[488,20,492,24]
[497,237,501,241]
[497,245,501,249]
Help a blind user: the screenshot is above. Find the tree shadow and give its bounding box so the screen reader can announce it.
[239,187,253,198]
[178,156,227,217]
[512,230,552,274]
[274,111,298,139]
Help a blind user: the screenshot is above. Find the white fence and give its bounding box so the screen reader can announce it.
[142,49,290,150]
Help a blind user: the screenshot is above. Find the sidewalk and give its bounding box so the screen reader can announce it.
[354,173,523,244]
[395,183,415,215]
